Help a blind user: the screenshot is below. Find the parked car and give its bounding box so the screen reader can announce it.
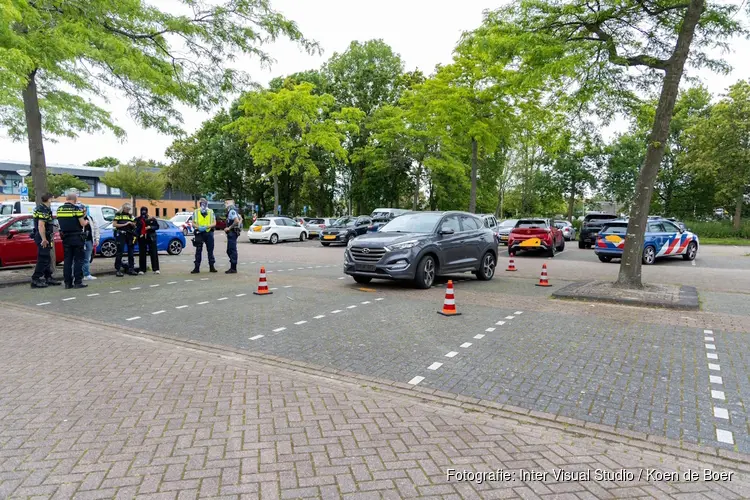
[247,217,308,244]
[666,217,687,232]
[170,212,194,235]
[479,214,501,242]
[508,218,565,257]
[594,219,698,264]
[371,208,408,220]
[554,220,576,241]
[304,218,336,238]
[579,213,619,248]
[320,216,372,246]
[344,211,498,289]
[0,214,64,267]
[496,219,518,245]
[97,219,186,258]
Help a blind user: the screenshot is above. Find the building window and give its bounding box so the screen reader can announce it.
[155,208,160,217]
[0,173,22,195]
[76,180,95,197]
[96,182,108,195]
[175,208,179,215]
[110,187,121,196]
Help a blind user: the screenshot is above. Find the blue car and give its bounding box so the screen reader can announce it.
[594,218,699,265]
[97,219,186,258]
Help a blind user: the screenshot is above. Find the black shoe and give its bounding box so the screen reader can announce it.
[31,279,48,289]
[73,282,88,289]
[191,268,200,274]
[127,270,138,276]
[225,268,237,274]
[116,271,124,277]
[46,278,61,286]
[65,284,74,289]
[209,266,218,273]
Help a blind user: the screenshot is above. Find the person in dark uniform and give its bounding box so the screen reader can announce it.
[136,206,160,275]
[56,193,88,289]
[30,193,61,288]
[223,199,243,274]
[113,203,138,277]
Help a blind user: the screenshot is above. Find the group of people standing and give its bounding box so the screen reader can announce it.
[31,195,243,289]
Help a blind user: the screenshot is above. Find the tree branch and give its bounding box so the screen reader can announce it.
[583,22,669,69]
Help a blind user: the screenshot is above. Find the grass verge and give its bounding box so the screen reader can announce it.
[700,238,750,246]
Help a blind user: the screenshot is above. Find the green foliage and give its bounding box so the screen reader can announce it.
[27,173,88,199]
[102,158,166,205]
[684,220,750,239]
[84,156,120,168]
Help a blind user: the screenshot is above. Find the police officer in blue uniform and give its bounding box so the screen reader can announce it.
[30,193,61,288]
[223,199,242,274]
[56,193,88,289]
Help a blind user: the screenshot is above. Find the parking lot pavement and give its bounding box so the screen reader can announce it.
[3,304,750,500]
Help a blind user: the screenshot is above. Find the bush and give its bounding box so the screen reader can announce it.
[683,220,750,239]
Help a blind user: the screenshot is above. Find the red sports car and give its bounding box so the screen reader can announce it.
[0,214,64,267]
[508,218,566,257]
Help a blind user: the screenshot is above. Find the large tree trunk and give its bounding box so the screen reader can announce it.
[734,188,743,231]
[615,0,705,289]
[567,188,576,221]
[131,195,137,213]
[273,175,279,214]
[469,138,478,213]
[22,70,48,204]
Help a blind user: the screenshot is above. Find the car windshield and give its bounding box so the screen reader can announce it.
[602,224,628,235]
[171,215,190,223]
[516,220,547,228]
[380,213,442,233]
[371,211,390,218]
[333,217,356,227]
[500,220,518,227]
[307,218,325,224]
[0,216,11,226]
[253,219,270,226]
[585,214,617,223]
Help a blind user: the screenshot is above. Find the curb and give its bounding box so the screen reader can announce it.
[552,281,700,310]
[2,301,748,469]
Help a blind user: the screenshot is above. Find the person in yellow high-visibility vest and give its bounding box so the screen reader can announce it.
[191,198,217,273]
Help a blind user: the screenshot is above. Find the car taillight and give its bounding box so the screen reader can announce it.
[319,224,325,228]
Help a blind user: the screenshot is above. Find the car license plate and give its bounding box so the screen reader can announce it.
[323,235,336,240]
[500,235,508,241]
[355,263,376,272]
[253,226,261,232]
[519,238,542,247]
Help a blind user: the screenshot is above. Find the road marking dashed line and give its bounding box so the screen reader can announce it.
[445,352,458,358]
[408,376,424,385]
[62,297,76,301]
[474,334,485,339]
[197,301,209,305]
[176,305,188,309]
[711,390,725,400]
[250,335,264,340]
[710,375,723,385]
[496,321,505,325]
[514,311,523,315]
[236,293,247,297]
[485,327,495,332]
[37,302,50,306]
[217,297,228,301]
[126,316,141,321]
[273,327,286,333]
[331,310,342,314]
[152,310,165,315]
[709,363,721,371]
[428,363,443,370]
[87,293,99,297]
[130,287,141,290]
[714,408,729,419]
[460,342,472,348]
[109,290,121,294]
[294,320,307,325]
[505,315,515,319]
[314,315,325,319]
[150,284,160,288]
[347,305,357,309]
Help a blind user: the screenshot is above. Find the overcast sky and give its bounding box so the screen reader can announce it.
[1,0,748,167]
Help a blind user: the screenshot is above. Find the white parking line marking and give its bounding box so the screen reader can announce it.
[126,316,141,321]
[251,261,256,264]
[707,353,718,359]
[273,327,286,332]
[714,407,729,419]
[691,260,696,267]
[705,344,716,350]
[295,320,308,325]
[314,315,325,319]
[200,278,209,281]
[338,277,345,280]
[130,287,141,290]
[217,297,228,301]
[197,301,209,305]
[474,334,485,339]
[283,286,293,288]
[270,288,278,291]
[704,329,713,334]
[307,266,313,269]
[278,269,284,272]
[110,290,121,294]
[298,267,305,270]
[505,315,515,320]
[485,327,495,332]
[705,336,714,341]
[176,305,188,309]
[150,284,160,288]
[361,301,371,304]
[375,298,384,301]
[331,310,342,314]
[152,310,165,315]
[185,279,194,282]
[62,297,76,301]
[236,294,247,297]
[711,390,726,400]
[268,271,273,273]
[514,311,523,315]
[445,351,458,358]
[167,281,177,285]
[287,269,294,271]
[716,429,734,444]
[250,335,264,340]
[347,305,357,309]
[710,375,723,385]
[37,302,51,306]
[315,266,322,268]
[496,321,505,326]
[709,363,721,371]
[460,342,472,348]
[87,293,99,297]
[428,362,443,370]
[408,376,425,385]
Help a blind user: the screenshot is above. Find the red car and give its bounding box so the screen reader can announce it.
[508,218,565,257]
[0,214,64,267]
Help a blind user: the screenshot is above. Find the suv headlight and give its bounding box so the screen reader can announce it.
[347,238,355,248]
[384,239,420,252]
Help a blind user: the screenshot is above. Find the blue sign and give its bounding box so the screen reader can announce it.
[303,205,308,214]
[277,205,281,214]
[20,186,28,196]
[254,204,259,212]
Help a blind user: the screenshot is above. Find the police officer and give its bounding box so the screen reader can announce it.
[223,199,243,274]
[191,198,217,274]
[56,193,88,289]
[113,203,138,277]
[135,206,160,274]
[30,193,61,288]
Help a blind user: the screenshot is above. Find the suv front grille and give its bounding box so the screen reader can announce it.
[350,247,386,263]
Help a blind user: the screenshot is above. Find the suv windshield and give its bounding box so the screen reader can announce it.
[516,220,547,228]
[585,214,618,224]
[333,217,356,227]
[380,213,442,233]
[602,223,628,235]
[500,219,518,227]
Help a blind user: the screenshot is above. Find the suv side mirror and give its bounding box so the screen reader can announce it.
[439,228,455,235]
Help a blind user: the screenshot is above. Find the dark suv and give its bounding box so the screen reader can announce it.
[344,211,498,289]
[579,213,618,249]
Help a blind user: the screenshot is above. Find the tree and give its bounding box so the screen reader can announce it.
[1,0,317,202]
[684,81,750,230]
[604,133,645,211]
[472,0,747,287]
[550,132,602,221]
[27,173,89,199]
[102,159,166,210]
[84,156,120,169]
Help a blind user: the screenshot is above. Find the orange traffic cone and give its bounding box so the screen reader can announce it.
[536,263,551,287]
[253,266,273,295]
[437,280,462,316]
[506,253,517,272]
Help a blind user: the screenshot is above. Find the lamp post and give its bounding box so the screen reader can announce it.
[16,169,30,202]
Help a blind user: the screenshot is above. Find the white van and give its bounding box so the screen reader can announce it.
[0,201,116,228]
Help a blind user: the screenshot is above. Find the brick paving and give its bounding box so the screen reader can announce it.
[2,304,750,499]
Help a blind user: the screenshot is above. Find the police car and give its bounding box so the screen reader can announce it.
[594,218,699,264]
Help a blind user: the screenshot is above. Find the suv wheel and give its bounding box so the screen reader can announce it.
[578,240,585,249]
[475,252,496,281]
[414,255,436,289]
[353,275,372,284]
[598,255,612,263]
[683,241,697,261]
[642,245,656,265]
